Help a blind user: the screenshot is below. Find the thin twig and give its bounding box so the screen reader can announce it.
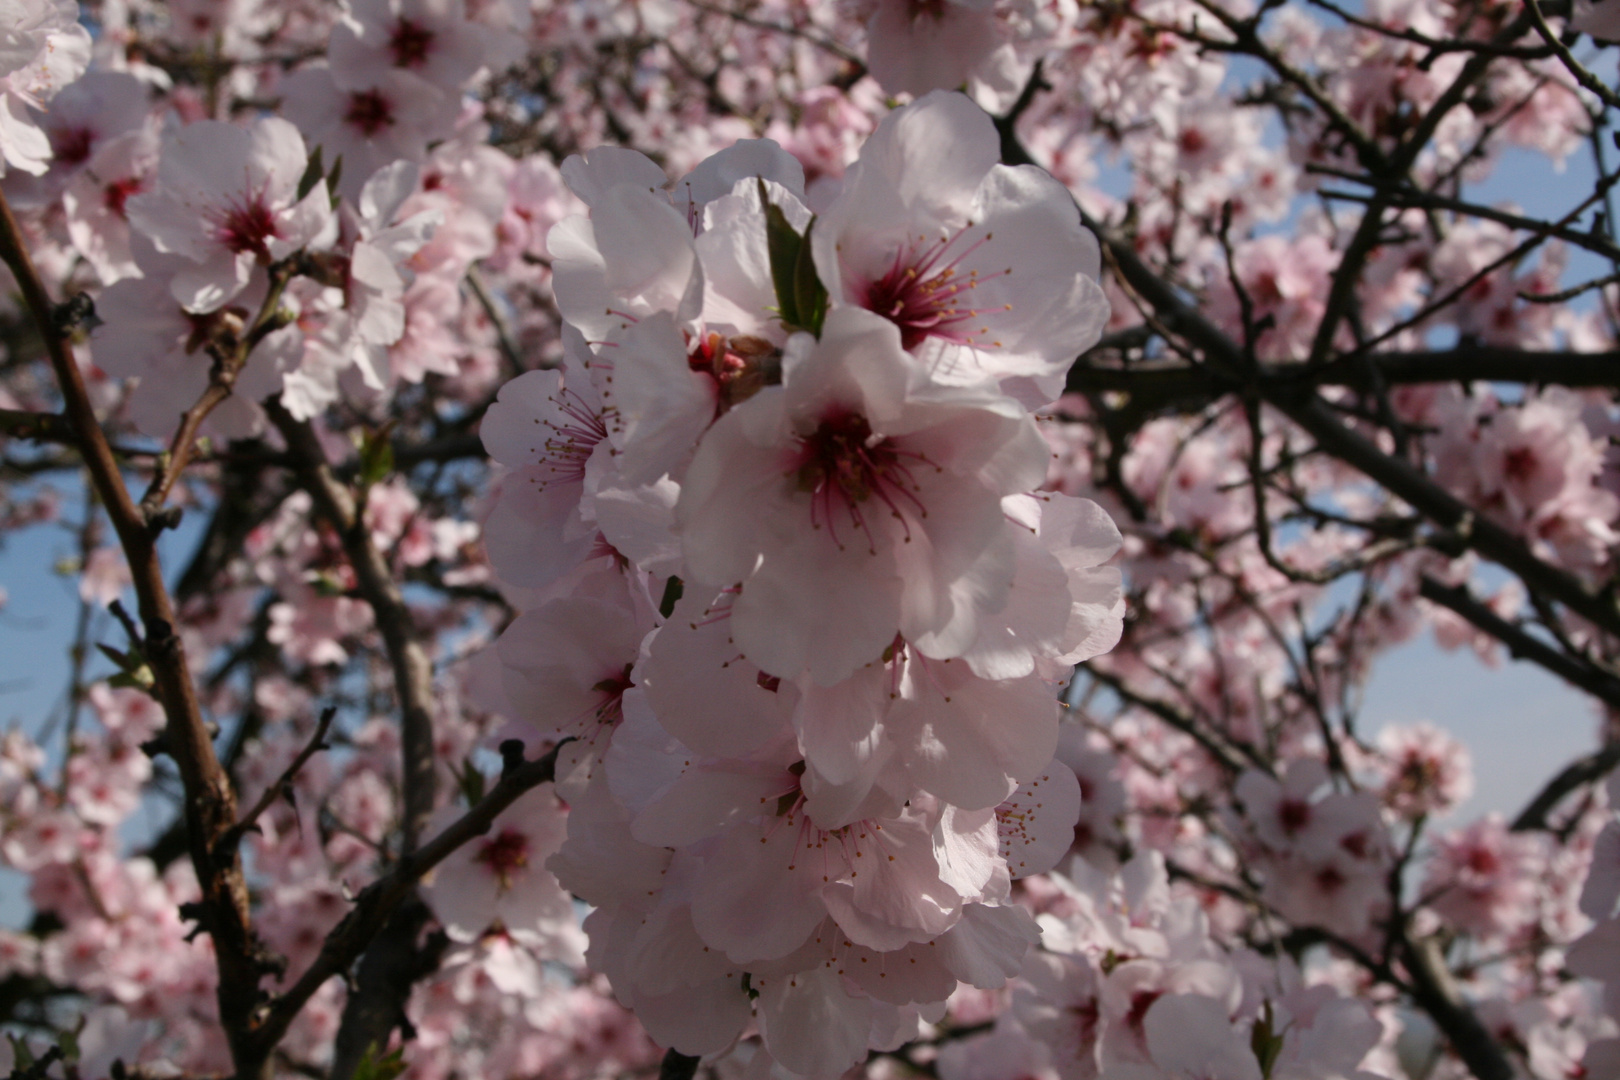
[253,740,569,1056]
[225,706,337,847]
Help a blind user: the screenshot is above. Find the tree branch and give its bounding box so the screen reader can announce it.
[265,403,443,1075]
[1081,207,1620,641]
[1400,933,1515,1080]
[1511,741,1620,832]
[1418,576,1620,711]
[251,741,569,1058]
[0,188,273,1080]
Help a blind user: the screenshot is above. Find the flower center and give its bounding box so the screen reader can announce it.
[212,194,281,259]
[857,229,1010,351]
[103,176,146,219]
[1277,797,1312,835]
[388,18,436,69]
[345,90,397,137]
[53,127,95,168]
[793,412,929,553]
[475,828,530,891]
[767,763,894,881]
[531,385,609,490]
[688,330,780,408]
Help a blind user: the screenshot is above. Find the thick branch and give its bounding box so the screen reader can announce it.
[1511,741,1620,832]
[1401,934,1515,1080]
[1066,347,1620,406]
[0,189,269,1080]
[1418,576,1620,711]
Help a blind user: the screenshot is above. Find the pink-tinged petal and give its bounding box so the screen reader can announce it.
[690,820,827,963]
[634,976,751,1058]
[935,902,1041,988]
[1141,995,1261,1080]
[642,589,796,760]
[1580,821,1620,919]
[792,663,890,786]
[624,884,740,995]
[496,596,639,738]
[1566,915,1620,982]
[546,772,671,909]
[895,665,1058,811]
[676,387,803,587]
[999,760,1083,879]
[932,803,1001,899]
[603,688,687,817]
[841,938,957,1006]
[733,531,904,684]
[481,468,596,589]
[633,760,791,850]
[822,813,960,951]
[755,965,872,1078]
[676,138,806,210]
[603,311,717,485]
[560,145,669,208]
[696,178,810,339]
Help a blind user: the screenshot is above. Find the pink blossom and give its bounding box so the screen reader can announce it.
[0,0,91,177]
[676,305,1050,685]
[1422,814,1544,939]
[125,117,336,313]
[863,0,1028,112]
[1370,722,1474,820]
[813,91,1109,407]
[421,792,582,959]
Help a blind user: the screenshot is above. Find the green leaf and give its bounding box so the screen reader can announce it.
[1250,1000,1284,1080]
[658,576,684,619]
[358,423,397,488]
[758,178,827,336]
[456,756,486,807]
[108,663,155,692]
[326,155,345,211]
[351,1043,408,1080]
[97,643,132,669]
[311,571,348,598]
[9,1034,34,1070]
[296,146,325,202]
[791,218,827,337]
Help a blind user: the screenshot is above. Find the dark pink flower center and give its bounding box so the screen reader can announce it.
[52,127,96,167]
[1316,864,1348,894]
[475,828,530,890]
[103,176,146,219]
[213,194,281,259]
[1277,797,1312,835]
[793,412,931,553]
[857,229,1009,351]
[1502,445,1538,483]
[345,90,397,137]
[389,18,436,68]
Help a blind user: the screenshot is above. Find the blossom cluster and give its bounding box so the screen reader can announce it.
[1,0,1619,1079]
[465,89,1125,1075]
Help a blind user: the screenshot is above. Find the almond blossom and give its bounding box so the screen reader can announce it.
[124,117,336,313]
[0,0,90,176]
